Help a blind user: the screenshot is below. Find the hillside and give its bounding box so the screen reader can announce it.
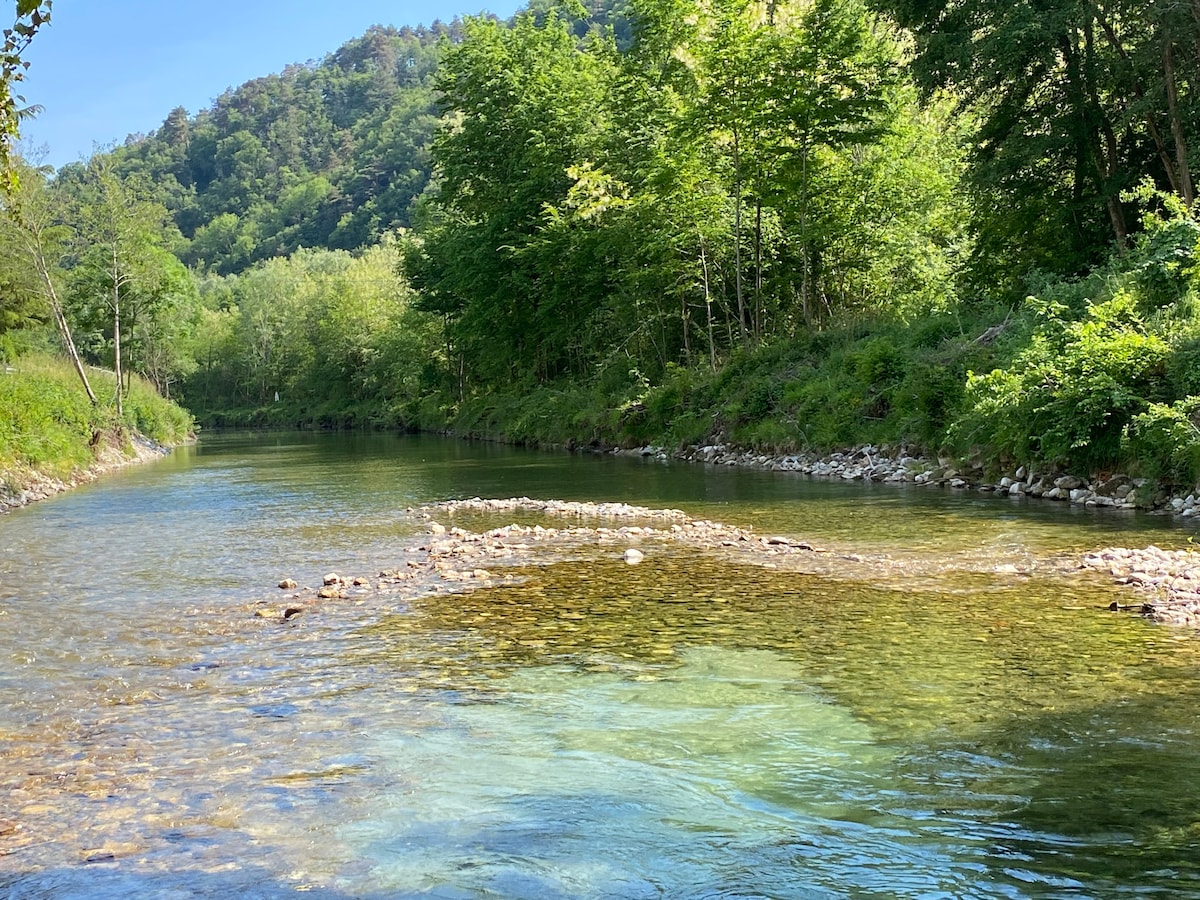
[71,2,635,277]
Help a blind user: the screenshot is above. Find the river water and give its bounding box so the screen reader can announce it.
[1,432,1199,898]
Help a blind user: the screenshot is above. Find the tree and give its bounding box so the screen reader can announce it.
[874,0,1200,284]
[66,160,180,415]
[0,1,50,192]
[409,9,619,387]
[0,160,96,401]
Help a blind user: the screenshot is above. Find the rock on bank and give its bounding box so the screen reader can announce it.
[607,442,1200,519]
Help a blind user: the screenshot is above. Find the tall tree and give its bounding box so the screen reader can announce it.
[66,160,178,415]
[875,0,1200,283]
[408,9,618,387]
[0,161,96,401]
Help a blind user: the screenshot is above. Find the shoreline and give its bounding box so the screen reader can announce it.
[604,441,1197,519]
[0,433,176,515]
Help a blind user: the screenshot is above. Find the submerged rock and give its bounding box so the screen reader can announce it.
[1080,546,1200,627]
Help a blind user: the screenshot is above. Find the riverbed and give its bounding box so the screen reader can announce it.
[1,431,1198,898]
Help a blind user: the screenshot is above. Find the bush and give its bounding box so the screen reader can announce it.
[1125,398,1200,487]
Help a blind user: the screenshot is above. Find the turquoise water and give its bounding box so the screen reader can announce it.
[0,432,1198,898]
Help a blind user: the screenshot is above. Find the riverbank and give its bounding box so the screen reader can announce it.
[606,440,1200,519]
[0,432,176,514]
[0,354,195,513]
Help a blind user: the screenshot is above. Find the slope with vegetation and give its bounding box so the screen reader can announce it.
[6,0,1200,502]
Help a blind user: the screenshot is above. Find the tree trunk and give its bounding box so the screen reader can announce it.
[1092,6,1187,207]
[754,199,763,340]
[30,242,96,404]
[112,247,123,417]
[1163,36,1194,206]
[732,129,747,347]
[699,234,716,373]
[680,287,691,364]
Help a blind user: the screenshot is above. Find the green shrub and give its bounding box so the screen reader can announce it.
[1125,398,1200,487]
[947,292,1171,470]
[850,337,905,387]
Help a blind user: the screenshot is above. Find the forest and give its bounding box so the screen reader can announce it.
[5,0,1200,489]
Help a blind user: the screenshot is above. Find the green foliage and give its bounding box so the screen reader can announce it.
[0,353,191,478]
[0,1,49,192]
[180,241,439,429]
[1126,399,1200,487]
[875,0,1200,289]
[951,302,1170,469]
[409,0,961,405]
[946,209,1200,475]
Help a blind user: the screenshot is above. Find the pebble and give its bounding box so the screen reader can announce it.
[1080,546,1200,627]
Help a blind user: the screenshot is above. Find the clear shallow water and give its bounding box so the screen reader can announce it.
[1,432,1199,898]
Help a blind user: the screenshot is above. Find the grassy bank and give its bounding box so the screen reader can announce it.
[0,354,194,490]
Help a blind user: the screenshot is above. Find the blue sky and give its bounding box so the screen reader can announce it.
[19,1,523,169]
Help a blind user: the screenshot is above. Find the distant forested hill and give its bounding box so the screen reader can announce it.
[74,22,451,275]
[67,2,632,276]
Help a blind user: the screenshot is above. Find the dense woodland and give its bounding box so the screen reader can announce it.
[5,0,1200,488]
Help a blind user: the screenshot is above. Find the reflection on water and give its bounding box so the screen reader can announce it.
[1,432,1199,898]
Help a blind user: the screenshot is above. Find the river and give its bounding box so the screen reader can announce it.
[1,431,1199,898]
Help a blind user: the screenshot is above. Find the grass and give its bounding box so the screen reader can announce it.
[0,353,194,481]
